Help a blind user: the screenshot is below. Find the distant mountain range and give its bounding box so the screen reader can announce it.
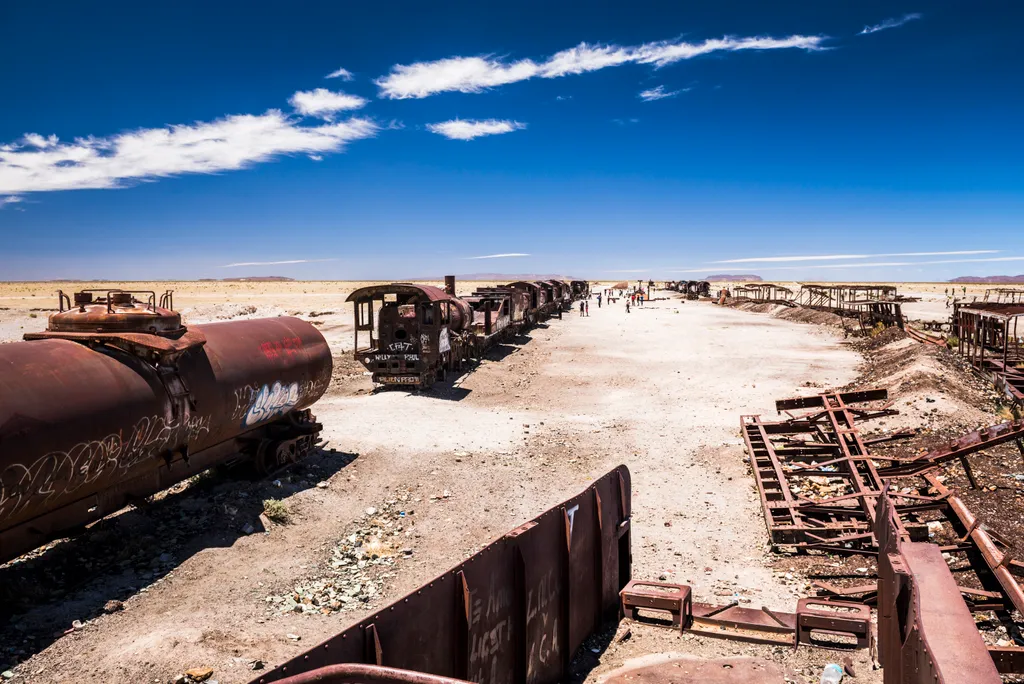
[948,275,1024,283]
[703,274,763,282]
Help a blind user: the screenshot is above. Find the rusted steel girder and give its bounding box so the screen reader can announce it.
[922,472,1024,617]
[253,465,632,684]
[878,419,1024,477]
[875,489,1002,683]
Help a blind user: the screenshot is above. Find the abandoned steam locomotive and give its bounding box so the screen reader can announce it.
[0,289,332,564]
[348,276,588,388]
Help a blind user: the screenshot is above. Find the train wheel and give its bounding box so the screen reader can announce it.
[255,439,298,476]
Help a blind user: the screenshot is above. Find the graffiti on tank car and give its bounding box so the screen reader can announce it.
[0,414,211,523]
[260,336,303,360]
[242,382,300,427]
[387,342,414,352]
[420,333,431,354]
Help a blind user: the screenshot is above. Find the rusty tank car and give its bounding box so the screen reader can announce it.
[0,289,332,565]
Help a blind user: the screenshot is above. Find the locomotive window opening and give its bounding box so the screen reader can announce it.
[398,304,416,318]
[421,303,434,325]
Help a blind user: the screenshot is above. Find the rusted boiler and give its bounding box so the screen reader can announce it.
[0,289,332,564]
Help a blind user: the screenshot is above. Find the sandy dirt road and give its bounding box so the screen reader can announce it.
[2,292,864,683]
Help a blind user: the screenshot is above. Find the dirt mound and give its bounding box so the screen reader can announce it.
[859,325,908,350]
[774,306,846,328]
[724,300,848,328]
[850,334,1003,432]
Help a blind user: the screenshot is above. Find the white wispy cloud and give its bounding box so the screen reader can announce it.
[325,67,355,81]
[639,85,686,101]
[0,195,23,208]
[427,119,527,141]
[222,258,338,267]
[289,88,368,119]
[0,112,378,195]
[859,13,922,35]
[375,33,826,99]
[466,253,531,259]
[714,250,998,263]
[674,255,1024,273]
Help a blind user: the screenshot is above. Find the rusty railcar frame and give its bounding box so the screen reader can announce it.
[953,303,1024,408]
[253,465,632,684]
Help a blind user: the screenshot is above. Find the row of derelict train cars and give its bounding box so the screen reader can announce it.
[0,277,592,566]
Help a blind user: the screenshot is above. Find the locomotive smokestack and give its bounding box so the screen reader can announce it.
[444,275,456,296]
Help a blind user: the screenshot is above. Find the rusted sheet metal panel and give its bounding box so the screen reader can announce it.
[254,465,632,684]
[0,317,332,563]
[875,490,1001,684]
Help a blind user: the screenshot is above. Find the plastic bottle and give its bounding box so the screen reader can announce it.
[820,664,844,684]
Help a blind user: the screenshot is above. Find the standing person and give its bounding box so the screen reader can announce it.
[585,301,589,316]
[625,300,631,313]
[597,293,602,308]
[579,300,585,316]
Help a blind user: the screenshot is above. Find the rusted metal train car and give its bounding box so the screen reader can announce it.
[349,276,586,388]
[0,289,332,565]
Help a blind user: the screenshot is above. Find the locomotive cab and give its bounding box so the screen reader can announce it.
[348,283,470,387]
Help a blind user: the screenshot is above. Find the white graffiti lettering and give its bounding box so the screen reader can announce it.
[243,382,300,428]
[0,414,211,524]
[387,341,414,352]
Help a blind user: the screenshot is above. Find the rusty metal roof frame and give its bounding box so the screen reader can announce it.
[346,284,453,303]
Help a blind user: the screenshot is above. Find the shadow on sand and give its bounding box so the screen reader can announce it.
[0,448,357,672]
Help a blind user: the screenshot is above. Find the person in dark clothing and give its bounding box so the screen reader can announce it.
[579,301,585,316]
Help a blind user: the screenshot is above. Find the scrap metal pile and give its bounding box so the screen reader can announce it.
[348,276,589,388]
[742,389,1024,679]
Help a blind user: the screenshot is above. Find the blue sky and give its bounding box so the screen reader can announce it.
[1,0,1021,281]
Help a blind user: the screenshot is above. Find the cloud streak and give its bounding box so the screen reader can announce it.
[375,33,826,99]
[714,250,998,263]
[222,258,338,267]
[639,85,687,101]
[0,111,378,195]
[466,253,530,259]
[859,13,922,35]
[325,67,354,81]
[289,89,368,119]
[427,119,526,141]
[0,195,22,208]
[673,256,1024,273]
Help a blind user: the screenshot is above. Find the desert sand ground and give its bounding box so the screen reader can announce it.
[0,279,1006,683]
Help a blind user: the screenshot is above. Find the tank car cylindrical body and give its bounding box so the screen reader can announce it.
[0,297,332,564]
